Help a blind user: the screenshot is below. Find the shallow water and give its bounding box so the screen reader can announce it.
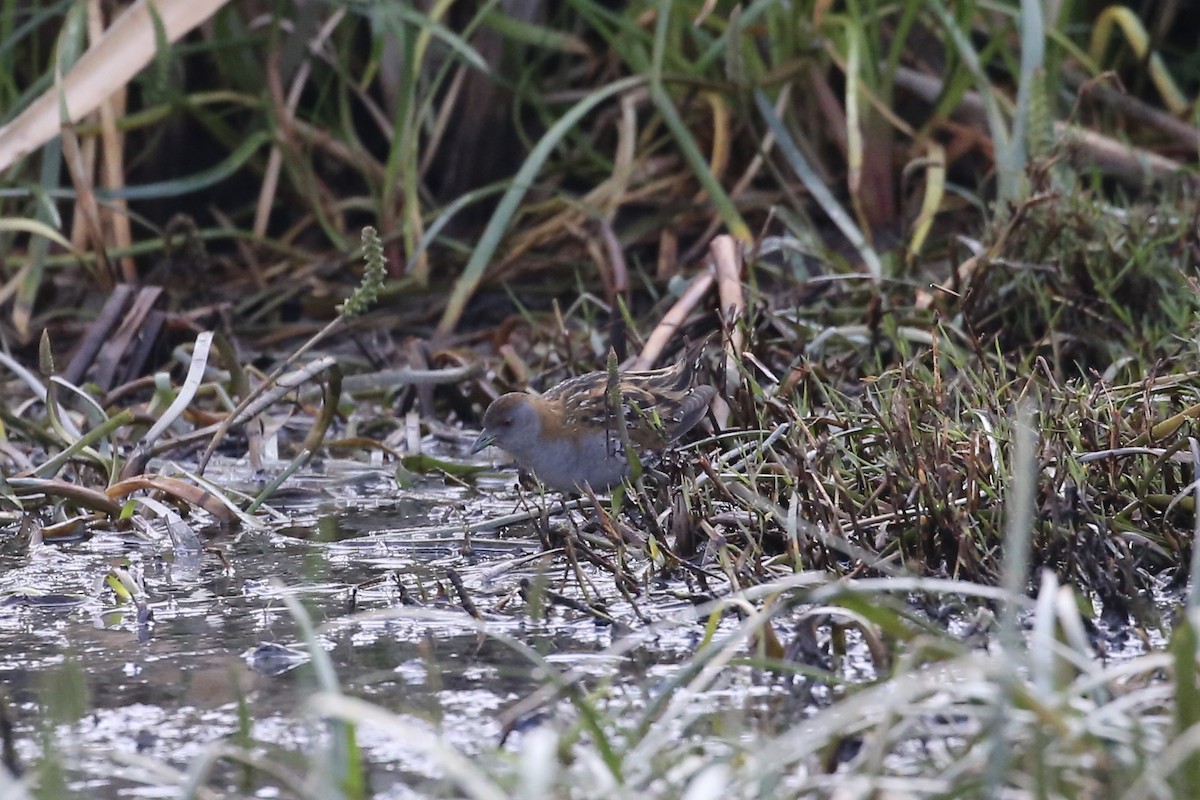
[0,454,1178,798]
[0,458,810,797]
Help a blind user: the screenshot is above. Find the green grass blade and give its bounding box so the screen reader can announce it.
[926,0,1017,203]
[648,1,749,244]
[753,88,882,279]
[99,130,270,200]
[436,74,645,334]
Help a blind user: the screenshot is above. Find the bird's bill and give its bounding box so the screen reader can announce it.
[470,431,495,453]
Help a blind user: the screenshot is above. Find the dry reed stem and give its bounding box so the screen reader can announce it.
[892,65,1195,186]
[632,268,714,369]
[710,235,744,428]
[88,0,135,281]
[0,0,234,170]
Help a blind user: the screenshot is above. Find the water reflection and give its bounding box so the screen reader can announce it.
[0,466,772,797]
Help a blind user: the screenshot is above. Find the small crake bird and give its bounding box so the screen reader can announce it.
[471,346,716,493]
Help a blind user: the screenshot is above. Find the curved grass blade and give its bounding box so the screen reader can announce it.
[648,4,749,244]
[383,3,490,72]
[49,374,120,478]
[481,7,589,54]
[98,131,270,201]
[312,694,505,800]
[173,465,272,528]
[0,217,83,259]
[39,334,102,467]
[122,331,213,479]
[107,474,238,524]
[753,89,883,279]
[1089,5,1188,115]
[49,377,110,432]
[403,181,508,275]
[906,141,946,260]
[31,409,135,480]
[925,0,1016,202]
[138,331,213,447]
[7,476,122,516]
[436,74,645,334]
[0,349,84,440]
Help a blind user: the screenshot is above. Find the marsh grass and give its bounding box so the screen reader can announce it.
[1,0,1199,797]
[49,552,1186,799]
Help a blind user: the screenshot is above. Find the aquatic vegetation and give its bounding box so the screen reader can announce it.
[0,0,1198,797]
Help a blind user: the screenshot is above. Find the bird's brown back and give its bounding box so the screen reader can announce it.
[548,345,714,449]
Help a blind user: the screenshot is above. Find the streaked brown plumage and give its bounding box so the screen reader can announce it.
[471,347,715,492]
